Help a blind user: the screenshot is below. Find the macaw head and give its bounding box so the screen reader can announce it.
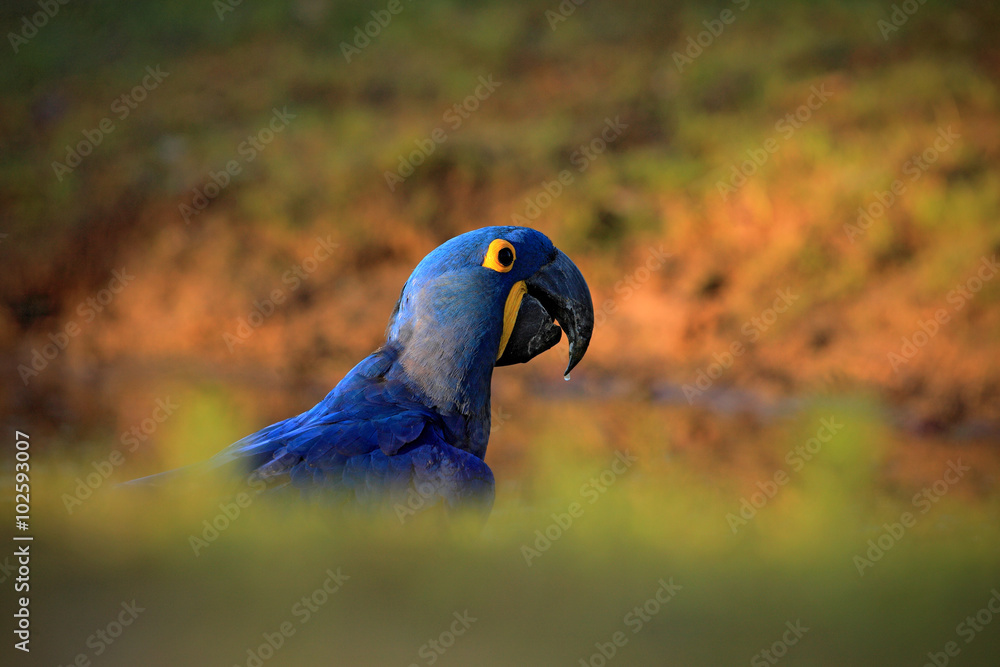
[386,226,594,415]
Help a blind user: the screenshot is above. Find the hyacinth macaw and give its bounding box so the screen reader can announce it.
[134,226,593,515]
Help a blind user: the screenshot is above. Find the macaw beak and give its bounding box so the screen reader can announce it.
[495,248,594,376]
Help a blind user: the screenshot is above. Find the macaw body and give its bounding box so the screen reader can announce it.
[214,343,497,512]
[134,226,593,516]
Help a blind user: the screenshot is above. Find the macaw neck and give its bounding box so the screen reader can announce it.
[394,334,496,418]
[385,272,506,456]
[387,337,496,459]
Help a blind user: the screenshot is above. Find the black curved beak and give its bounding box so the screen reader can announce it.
[496,248,594,376]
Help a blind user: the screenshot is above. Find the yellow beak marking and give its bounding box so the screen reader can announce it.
[497,280,527,360]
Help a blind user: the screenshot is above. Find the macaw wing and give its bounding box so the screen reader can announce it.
[206,350,425,470]
[249,411,493,513]
[214,405,431,475]
[212,410,488,513]
[197,349,494,513]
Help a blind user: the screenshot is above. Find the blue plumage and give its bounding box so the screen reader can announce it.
[133,226,593,517]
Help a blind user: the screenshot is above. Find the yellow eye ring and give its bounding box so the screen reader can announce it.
[482,239,516,273]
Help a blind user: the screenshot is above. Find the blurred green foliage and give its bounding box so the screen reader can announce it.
[27,395,1000,666]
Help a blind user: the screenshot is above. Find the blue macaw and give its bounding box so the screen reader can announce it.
[133,226,593,516]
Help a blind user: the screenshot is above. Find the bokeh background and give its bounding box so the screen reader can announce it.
[3,0,1000,665]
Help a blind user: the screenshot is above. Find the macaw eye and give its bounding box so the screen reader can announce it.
[483,239,516,273]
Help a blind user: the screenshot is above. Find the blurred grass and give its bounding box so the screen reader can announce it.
[20,395,1000,666]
